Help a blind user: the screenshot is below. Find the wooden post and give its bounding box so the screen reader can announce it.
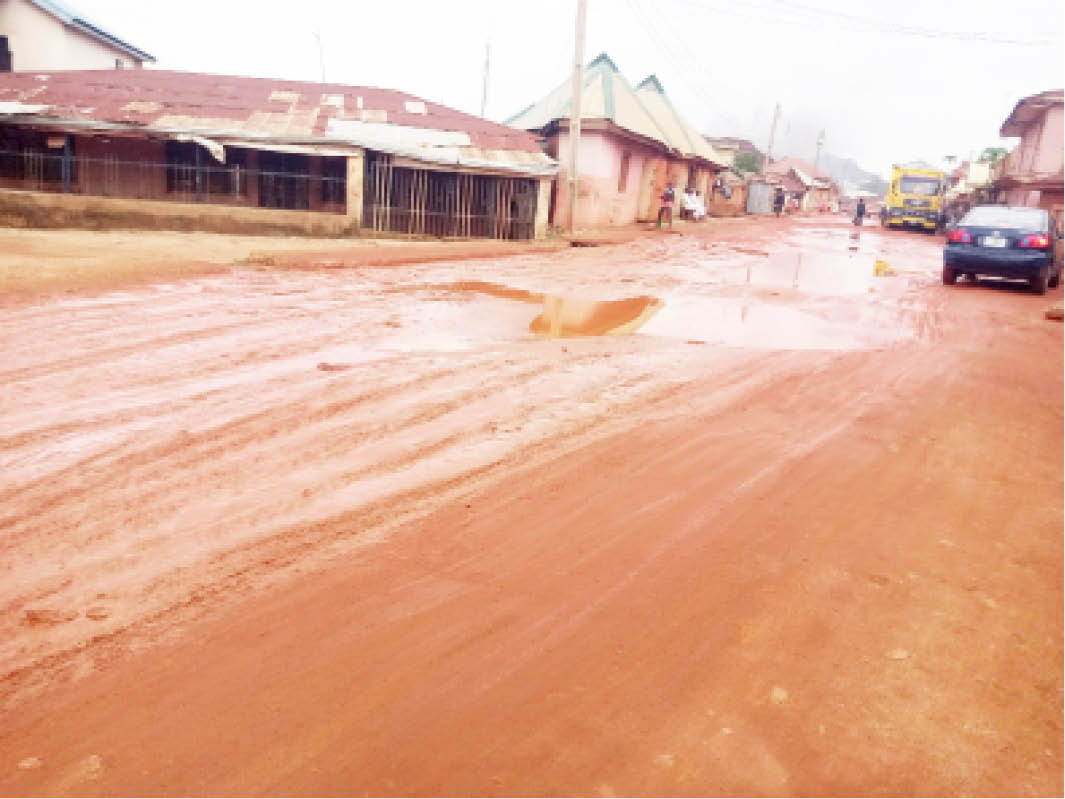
[345,150,364,231]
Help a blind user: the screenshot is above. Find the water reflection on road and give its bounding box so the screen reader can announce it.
[431,225,915,350]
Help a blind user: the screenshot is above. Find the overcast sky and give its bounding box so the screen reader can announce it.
[78,0,1063,178]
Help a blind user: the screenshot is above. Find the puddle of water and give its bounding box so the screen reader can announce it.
[532,295,663,338]
[437,281,905,350]
[448,281,663,338]
[638,296,902,350]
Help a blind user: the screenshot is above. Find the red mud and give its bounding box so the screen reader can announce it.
[0,216,1061,796]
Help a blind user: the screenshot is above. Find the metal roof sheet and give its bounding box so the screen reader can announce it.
[634,75,729,167]
[505,52,669,148]
[1000,88,1064,137]
[0,69,555,176]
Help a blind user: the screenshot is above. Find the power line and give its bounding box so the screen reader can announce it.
[675,0,1059,46]
[625,0,743,134]
[773,0,1060,45]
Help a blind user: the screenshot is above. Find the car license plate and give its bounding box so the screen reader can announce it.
[982,236,1007,248]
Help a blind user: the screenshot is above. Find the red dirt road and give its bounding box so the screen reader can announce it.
[0,217,1061,795]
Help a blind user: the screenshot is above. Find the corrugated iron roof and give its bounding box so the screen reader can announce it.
[0,69,555,176]
[766,156,835,189]
[505,53,670,149]
[633,75,730,168]
[1000,88,1064,137]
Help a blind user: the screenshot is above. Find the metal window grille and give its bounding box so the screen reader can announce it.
[0,146,347,214]
[363,154,537,240]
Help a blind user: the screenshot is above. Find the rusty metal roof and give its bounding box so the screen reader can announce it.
[0,70,556,175]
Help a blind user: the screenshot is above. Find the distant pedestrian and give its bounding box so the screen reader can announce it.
[773,187,785,217]
[854,197,866,226]
[658,182,676,229]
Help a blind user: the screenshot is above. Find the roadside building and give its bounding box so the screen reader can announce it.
[707,136,763,171]
[0,69,556,238]
[632,75,731,221]
[707,169,747,216]
[992,89,1063,232]
[944,160,992,222]
[0,0,154,71]
[765,156,839,212]
[506,53,729,229]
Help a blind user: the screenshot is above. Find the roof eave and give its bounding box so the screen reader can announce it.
[70,19,156,62]
[0,112,556,176]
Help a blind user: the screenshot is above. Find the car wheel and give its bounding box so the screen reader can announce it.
[1030,266,1049,295]
[1049,269,1060,289]
[942,265,957,285]
[965,272,976,282]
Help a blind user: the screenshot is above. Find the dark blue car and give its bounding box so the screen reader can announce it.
[943,205,1063,294]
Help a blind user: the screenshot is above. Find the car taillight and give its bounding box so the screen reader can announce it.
[947,229,971,243]
[1019,234,1049,248]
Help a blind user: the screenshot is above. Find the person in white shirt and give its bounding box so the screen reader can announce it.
[682,187,706,221]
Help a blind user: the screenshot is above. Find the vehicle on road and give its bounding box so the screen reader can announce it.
[882,165,946,232]
[942,205,1063,294]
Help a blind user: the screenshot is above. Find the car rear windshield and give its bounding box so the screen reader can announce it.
[899,176,941,196]
[960,206,1047,229]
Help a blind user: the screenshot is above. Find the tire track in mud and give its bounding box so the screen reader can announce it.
[0,220,947,713]
[0,348,811,710]
[0,335,722,698]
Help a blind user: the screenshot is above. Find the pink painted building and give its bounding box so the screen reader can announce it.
[993,89,1063,231]
[765,156,839,212]
[506,53,731,230]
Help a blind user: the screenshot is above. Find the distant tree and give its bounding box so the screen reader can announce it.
[733,151,762,174]
[978,147,1008,164]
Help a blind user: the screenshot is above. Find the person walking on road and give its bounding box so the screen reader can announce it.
[773,187,785,217]
[658,182,676,229]
[854,197,866,226]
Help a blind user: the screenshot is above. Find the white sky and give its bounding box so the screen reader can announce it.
[77,0,1064,178]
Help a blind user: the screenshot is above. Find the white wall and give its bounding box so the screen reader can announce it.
[0,0,145,71]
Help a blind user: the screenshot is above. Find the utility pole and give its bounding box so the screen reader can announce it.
[313,30,326,83]
[480,42,490,118]
[764,102,781,178]
[814,128,825,171]
[567,0,587,234]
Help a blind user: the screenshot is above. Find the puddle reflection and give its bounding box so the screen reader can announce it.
[449,281,663,338]
[441,280,904,349]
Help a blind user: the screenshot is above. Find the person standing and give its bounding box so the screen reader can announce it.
[658,182,676,229]
[854,197,866,226]
[773,187,785,217]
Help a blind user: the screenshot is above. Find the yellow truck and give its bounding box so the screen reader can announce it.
[881,165,945,232]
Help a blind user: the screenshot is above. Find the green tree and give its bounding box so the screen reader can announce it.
[978,147,1008,164]
[733,151,762,174]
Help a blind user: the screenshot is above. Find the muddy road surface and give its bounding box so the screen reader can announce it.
[1,216,1061,795]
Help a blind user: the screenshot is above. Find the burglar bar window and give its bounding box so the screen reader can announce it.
[166,142,248,197]
[208,148,248,196]
[259,151,309,210]
[321,156,346,205]
[165,141,197,193]
[0,126,72,183]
